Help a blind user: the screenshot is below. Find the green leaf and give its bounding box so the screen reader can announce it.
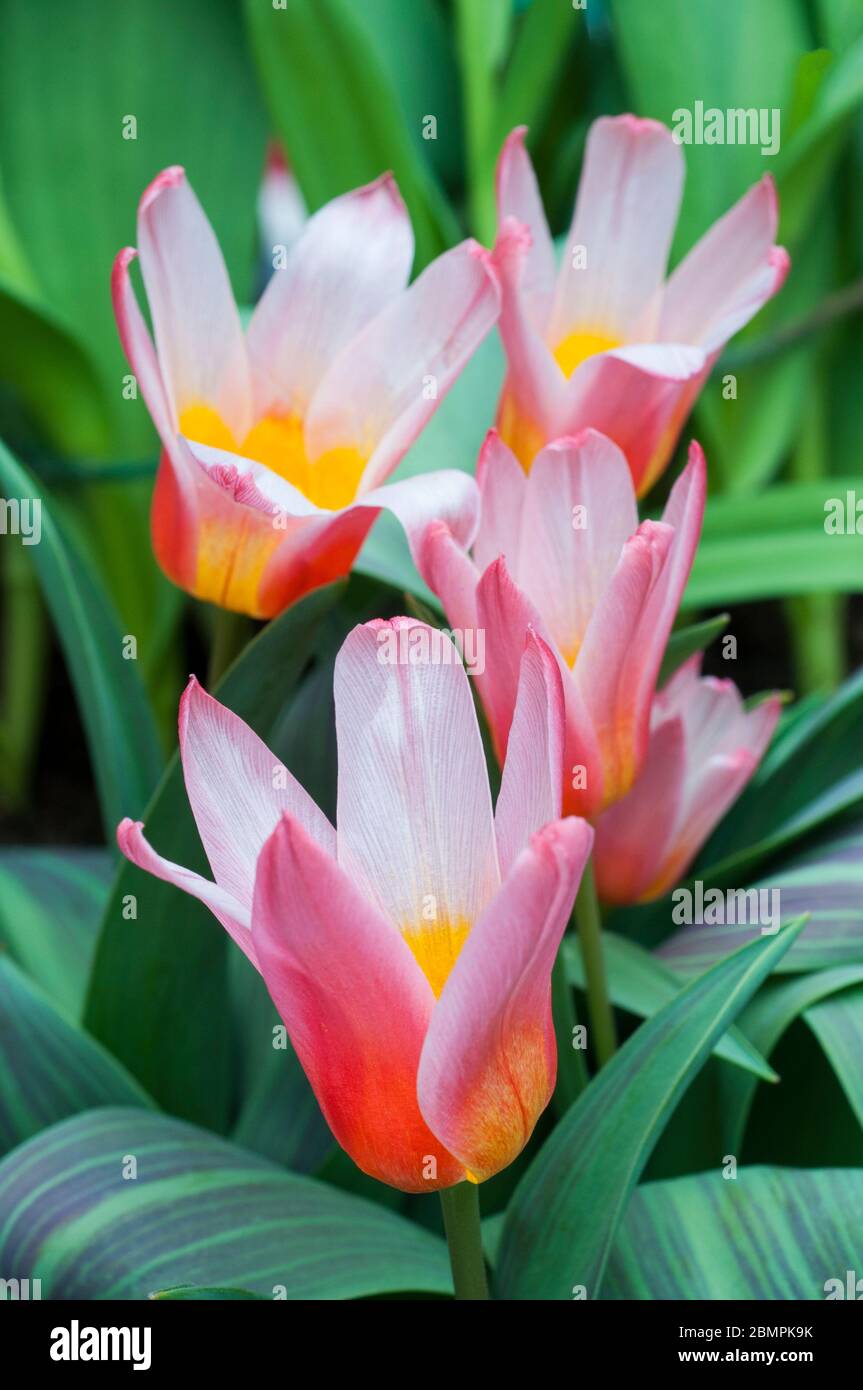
[495,920,804,1299]
[603,1166,863,1299]
[0,1109,452,1300]
[719,965,863,1151]
[0,0,268,456]
[0,441,164,837]
[658,614,729,686]
[563,934,776,1082]
[0,958,153,1157]
[659,823,863,978]
[0,848,111,1018]
[243,0,459,271]
[84,584,341,1131]
[151,1286,268,1301]
[492,0,583,154]
[804,984,863,1129]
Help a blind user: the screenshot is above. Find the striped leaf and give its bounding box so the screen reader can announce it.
[0,847,110,1018]
[658,822,863,977]
[0,1109,452,1301]
[604,1167,863,1300]
[804,984,863,1129]
[0,959,152,1157]
[495,921,804,1300]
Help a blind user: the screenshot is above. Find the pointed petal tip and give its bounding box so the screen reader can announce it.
[139,165,187,216]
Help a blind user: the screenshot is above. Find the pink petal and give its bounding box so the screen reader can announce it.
[592,716,686,905]
[517,431,638,662]
[179,677,335,911]
[333,618,500,937]
[492,217,566,456]
[417,818,592,1182]
[494,632,565,876]
[136,167,251,438]
[252,815,463,1192]
[246,173,413,418]
[305,240,501,491]
[473,429,528,575]
[549,115,684,347]
[116,818,255,967]
[495,127,557,330]
[661,175,790,352]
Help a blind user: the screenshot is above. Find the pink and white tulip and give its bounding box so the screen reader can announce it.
[117,619,592,1191]
[593,655,782,903]
[419,428,706,821]
[493,117,789,495]
[112,170,498,618]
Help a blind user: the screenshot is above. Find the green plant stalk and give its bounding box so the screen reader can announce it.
[207,607,254,688]
[551,941,588,1113]
[0,540,47,810]
[574,858,617,1067]
[439,1182,490,1300]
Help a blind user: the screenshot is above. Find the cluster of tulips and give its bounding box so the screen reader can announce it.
[114,115,787,1198]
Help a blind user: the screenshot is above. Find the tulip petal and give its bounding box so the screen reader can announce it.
[493,217,565,463]
[549,115,684,346]
[116,818,255,966]
[136,167,251,437]
[574,519,674,810]
[333,619,500,957]
[305,240,501,491]
[246,174,414,418]
[517,431,638,662]
[495,126,557,330]
[252,815,463,1192]
[473,430,528,575]
[592,716,686,905]
[494,632,565,876]
[475,554,553,761]
[179,677,335,910]
[661,175,790,352]
[417,818,592,1182]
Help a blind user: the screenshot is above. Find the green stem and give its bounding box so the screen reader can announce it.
[207,607,253,688]
[574,859,617,1068]
[439,1182,490,1300]
[551,942,588,1114]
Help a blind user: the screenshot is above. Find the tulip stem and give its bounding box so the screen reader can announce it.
[207,608,253,688]
[439,1182,490,1300]
[551,947,589,1114]
[574,858,617,1067]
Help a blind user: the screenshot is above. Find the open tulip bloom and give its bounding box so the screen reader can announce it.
[112,170,499,618]
[419,427,706,821]
[594,655,782,905]
[117,619,593,1191]
[493,116,789,495]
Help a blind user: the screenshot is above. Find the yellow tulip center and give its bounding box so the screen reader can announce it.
[402,917,471,999]
[553,328,620,378]
[179,403,367,511]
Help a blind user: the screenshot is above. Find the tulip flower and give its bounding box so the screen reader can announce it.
[419,428,706,821]
[492,117,789,495]
[593,655,782,904]
[117,618,592,1191]
[112,170,499,618]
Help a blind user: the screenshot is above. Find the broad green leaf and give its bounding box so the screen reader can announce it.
[563,934,776,1082]
[659,823,863,978]
[0,1109,452,1300]
[495,920,804,1299]
[804,984,863,1129]
[151,1286,267,1301]
[492,0,583,155]
[0,848,110,1018]
[243,0,459,271]
[0,0,267,456]
[84,584,340,1130]
[719,965,863,1151]
[0,442,164,837]
[0,958,153,1157]
[603,1166,863,1299]
[658,614,729,686]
